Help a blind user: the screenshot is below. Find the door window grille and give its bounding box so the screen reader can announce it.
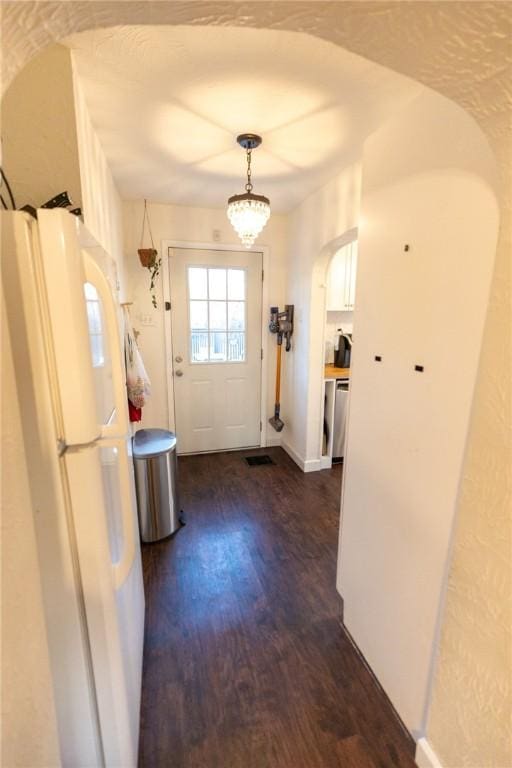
[188,267,246,363]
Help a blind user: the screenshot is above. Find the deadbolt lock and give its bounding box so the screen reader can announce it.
[175,356,183,363]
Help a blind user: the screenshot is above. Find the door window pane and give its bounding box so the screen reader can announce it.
[228,333,245,361]
[208,269,226,300]
[210,332,227,361]
[209,301,227,331]
[187,266,246,363]
[190,300,208,330]
[191,332,209,362]
[189,267,208,299]
[228,301,245,331]
[228,269,245,300]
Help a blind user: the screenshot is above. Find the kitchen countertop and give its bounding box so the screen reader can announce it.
[324,364,350,379]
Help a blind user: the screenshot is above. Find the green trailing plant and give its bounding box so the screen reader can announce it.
[137,199,161,308]
[148,255,162,309]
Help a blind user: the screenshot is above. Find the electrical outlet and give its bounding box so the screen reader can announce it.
[213,228,221,242]
[140,313,155,327]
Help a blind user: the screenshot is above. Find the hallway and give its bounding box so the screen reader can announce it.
[139,448,415,768]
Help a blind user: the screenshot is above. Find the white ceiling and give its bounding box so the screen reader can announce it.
[65,25,422,212]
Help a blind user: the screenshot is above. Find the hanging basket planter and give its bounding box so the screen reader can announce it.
[138,247,158,268]
[138,200,161,308]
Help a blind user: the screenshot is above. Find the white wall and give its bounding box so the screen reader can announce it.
[72,57,126,296]
[282,164,361,469]
[337,89,499,736]
[1,44,82,212]
[121,200,288,434]
[1,45,126,296]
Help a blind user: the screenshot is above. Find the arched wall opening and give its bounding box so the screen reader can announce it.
[2,5,510,766]
[313,227,359,467]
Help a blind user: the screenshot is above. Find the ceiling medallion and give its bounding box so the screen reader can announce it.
[227,133,270,248]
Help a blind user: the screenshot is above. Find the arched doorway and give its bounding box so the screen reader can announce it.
[2,5,509,764]
[317,227,359,470]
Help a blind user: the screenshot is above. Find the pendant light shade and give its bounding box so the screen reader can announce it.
[227,134,270,248]
[227,191,270,247]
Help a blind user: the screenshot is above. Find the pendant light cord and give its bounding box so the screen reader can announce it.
[245,149,253,193]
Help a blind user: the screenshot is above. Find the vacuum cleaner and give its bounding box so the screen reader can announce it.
[268,305,294,432]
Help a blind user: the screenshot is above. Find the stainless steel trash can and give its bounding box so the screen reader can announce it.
[133,429,183,543]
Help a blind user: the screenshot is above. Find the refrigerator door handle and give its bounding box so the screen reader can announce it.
[101,438,136,589]
[83,253,128,440]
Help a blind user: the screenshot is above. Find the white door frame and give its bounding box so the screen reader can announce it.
[162,240,270,449]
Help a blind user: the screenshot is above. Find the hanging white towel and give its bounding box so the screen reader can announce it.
[123,306,151,409]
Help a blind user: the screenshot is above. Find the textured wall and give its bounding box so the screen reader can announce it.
[2,3,510,156]
[338,87,500,737]
[426,198,512,765]
[2,4,511,764]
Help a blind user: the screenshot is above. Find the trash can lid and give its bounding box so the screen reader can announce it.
[133,428,177,458]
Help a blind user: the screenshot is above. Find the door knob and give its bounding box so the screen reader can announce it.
[175,356,183,363]
[175,369,183,377]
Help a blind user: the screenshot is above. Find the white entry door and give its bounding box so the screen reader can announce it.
[169,248,263,454]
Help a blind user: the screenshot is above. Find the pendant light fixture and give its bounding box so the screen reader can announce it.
[227,133,270,248]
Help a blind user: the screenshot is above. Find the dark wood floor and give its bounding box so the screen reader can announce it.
[139,447,415,768]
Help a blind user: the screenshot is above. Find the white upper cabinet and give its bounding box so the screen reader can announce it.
[326,240,358,311]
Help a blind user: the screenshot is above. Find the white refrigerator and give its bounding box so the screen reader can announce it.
[3,209,145,766]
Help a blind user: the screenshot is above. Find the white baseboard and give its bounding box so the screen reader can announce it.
[281,442,323,473]
[303,457,323,473]
[416,738,443,768]
[281,441,306,471]
[265,434,282,447]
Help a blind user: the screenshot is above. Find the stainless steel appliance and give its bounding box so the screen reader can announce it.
[333,378,350,462]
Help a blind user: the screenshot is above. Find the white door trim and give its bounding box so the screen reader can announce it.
[162,240,269,449]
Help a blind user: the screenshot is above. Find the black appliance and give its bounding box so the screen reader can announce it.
[335,333,352,368]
